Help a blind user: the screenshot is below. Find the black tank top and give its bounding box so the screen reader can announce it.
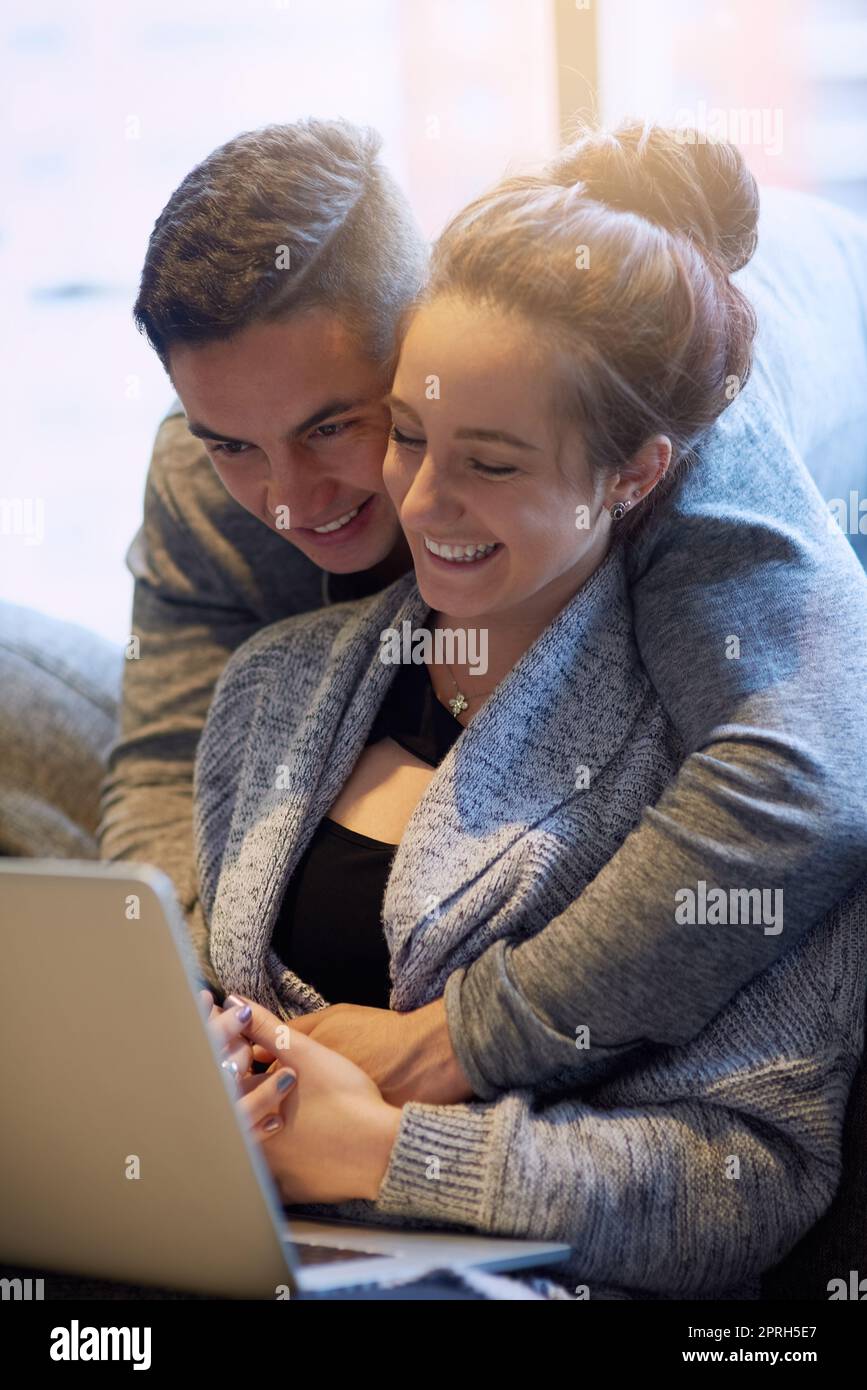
[270,654,463,1006]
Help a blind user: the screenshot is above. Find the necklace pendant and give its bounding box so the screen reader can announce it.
[448,691,468,717]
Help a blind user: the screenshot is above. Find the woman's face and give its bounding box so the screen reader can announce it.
[384,295,618,623]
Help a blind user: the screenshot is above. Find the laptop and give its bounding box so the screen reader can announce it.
[0,860,571,1298]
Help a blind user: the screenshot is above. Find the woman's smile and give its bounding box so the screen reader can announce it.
[422,536,503,564]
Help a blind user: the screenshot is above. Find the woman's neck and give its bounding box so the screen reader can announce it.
[429,608,547,694]
[431,539,612,697]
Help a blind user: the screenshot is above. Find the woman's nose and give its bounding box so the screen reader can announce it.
[400,452,461,531]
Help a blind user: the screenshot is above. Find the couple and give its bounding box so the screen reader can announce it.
[124,118,867,1299]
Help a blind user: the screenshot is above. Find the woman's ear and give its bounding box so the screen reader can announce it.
[608,434,672,509]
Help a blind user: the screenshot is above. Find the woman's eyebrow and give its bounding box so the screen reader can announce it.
[387,395,541,451]
[385,394,422,421]
[454,427,542,451]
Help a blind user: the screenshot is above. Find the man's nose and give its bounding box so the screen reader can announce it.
[265,445,336,522]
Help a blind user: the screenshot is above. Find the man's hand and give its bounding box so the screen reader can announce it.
[285,996,475,1106]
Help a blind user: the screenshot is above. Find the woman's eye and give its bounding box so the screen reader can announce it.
[471,461,518,477]
[389,425,425,449]
[388,426,516,476]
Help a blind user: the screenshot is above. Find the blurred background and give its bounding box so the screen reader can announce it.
[2,0,866,640]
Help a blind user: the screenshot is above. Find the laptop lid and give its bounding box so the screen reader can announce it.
[0,860,298,1299]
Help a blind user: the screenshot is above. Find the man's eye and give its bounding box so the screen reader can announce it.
[311,420,355,440]
[211,441,251,457]
[389,425,425,449]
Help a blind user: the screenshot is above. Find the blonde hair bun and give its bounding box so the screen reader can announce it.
[549,117,760,275]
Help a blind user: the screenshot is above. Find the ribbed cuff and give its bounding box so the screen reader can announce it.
[374,1099,499,1229]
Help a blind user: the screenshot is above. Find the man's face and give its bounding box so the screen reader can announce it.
[169,310,403,573]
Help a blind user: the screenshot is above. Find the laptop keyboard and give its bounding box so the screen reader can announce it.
[292,1241,393,1267]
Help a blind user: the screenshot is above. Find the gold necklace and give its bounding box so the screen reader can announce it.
[444,664,469,718]
[438,662,499,720]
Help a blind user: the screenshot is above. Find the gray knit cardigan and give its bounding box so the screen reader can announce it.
[194,543,867,1300]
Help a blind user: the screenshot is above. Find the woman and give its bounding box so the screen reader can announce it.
[194,121,867,1298]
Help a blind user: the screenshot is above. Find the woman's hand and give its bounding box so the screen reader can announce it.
[200,990,297,1143]
[214,995,403,1204]
[285,997,475,1106]
[198,989,276,1082]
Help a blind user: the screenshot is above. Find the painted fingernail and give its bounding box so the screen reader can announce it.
[225,995,244,1009]
[221,1059,240,1077]
[237,1004,252,1023]
[263,1115,282,1132]
[276,1070,297,1093]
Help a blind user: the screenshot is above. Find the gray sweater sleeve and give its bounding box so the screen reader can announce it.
[97,410,323,991]
[373,876,867,1297]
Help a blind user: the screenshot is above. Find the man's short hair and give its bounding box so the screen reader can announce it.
[134,118,427,371]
